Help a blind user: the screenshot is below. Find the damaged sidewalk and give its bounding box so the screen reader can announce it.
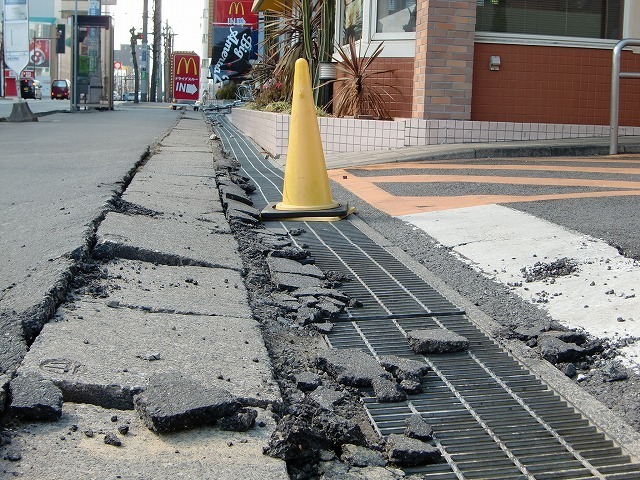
[0,112,287,479]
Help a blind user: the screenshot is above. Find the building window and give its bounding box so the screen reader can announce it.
[344,0,363,41]
[476,0,623,40]
[376,0,416,33]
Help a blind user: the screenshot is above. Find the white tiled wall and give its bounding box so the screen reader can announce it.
[229,109,639,158]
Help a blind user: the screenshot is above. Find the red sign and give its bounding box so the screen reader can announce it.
[114,61,122,69]
[214,0,257,27]
[29,39,50,68]
[172,53,200,101]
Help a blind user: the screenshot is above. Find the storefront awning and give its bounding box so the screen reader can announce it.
[251,0,290,14]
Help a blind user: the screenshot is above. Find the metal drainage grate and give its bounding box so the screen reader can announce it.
[209,113,640,480]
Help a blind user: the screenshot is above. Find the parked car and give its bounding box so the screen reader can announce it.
[124,92,140,101]
[20,79,42,100]
[171,99,199,111]
[51,79,70,100]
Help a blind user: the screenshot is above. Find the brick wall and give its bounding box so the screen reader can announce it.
[412,0,477,120]
[472,43,640,126]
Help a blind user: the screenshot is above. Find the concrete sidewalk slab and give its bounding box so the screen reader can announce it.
[94,212,240,270]
[121,187,224,217]
[101,259,253,318]
[125,174,221,207]
[19,300,280,409]
[130,170,218,189]
[0,402,287,479]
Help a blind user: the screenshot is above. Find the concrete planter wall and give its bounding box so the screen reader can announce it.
[230,108,639,158]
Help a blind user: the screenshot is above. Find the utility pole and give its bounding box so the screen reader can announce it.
[130,27,139,103]
[150,0,161,102]
[163,21,171,102]
[141,0,148,101]
[73,0,78,110]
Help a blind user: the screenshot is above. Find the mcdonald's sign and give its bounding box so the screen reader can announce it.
[172,52,200,102]
[176,55,198,76]
[214,0,257,27]
[229,1,244,15]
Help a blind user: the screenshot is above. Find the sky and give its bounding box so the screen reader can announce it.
[104,0,204,55]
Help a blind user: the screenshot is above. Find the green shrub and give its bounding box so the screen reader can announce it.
[253,81,286,109]
[216,82,237,100]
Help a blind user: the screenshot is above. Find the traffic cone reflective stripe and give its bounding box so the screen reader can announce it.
[275,58,339,211]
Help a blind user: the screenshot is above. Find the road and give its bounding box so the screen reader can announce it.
[0,105,179,370]
[0,98,68,118]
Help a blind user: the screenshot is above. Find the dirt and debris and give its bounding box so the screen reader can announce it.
[520,257,578,283]
[215,161,445,479]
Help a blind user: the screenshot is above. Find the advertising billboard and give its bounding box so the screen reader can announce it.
[210,27,254,84]
[214,0,258,27]
[30,39,50,69]
[172,52,200,101]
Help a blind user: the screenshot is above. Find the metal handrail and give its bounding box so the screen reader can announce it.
[610,38,640,154]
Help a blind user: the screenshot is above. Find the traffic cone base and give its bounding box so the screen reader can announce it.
[261,202,353,222]
[275,199,339,212]
[260,58,351,222]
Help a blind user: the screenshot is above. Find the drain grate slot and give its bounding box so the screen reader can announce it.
[212,113,640,480]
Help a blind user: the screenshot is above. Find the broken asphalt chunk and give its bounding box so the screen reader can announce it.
[407,329,470,354]
[219,407,258,431]
[267,256,324,279]
[372,377,406,403]
[404,414,434,441]
[295,372,322,392]
[316,349,391,387]
[309,386,346,412]
[341,444,387,468]
[9,371,63,421]
[385,434,441,467]
[269,246,310,261]
[264,401,365,462]
[537,335,586,364]
[290,288,350,303]
[133,371,241,433]
[379,355,430,383]
[218,183,253,206]
[272,272,323,291]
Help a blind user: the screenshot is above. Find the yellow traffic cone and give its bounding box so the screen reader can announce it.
[261,58,351,221]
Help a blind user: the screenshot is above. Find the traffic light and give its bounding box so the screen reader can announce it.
[56,24,65,53]
[136,33,144,41]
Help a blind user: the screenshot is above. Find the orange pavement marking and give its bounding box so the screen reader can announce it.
[353,174,640,189]
[347,163,640,175]
[353,157,640,170]
[329,160,640,216]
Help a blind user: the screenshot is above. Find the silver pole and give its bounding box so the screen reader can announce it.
[609,38,640,155]
[610,40,624,155]
[73,0,78,111]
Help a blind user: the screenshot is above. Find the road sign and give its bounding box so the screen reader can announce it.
[172,52,200,102]
[3,0,30,75]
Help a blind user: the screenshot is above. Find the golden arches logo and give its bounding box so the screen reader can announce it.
[176,56,198,75]
[228,1,245,15]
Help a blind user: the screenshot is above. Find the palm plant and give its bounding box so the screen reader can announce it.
[330,36,396,120]
[255,0,332,102]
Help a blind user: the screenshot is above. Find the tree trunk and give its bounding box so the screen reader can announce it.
[150,0,162,102]
[130,27,139,103]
